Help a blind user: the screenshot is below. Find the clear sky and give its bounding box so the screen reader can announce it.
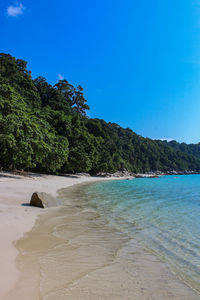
[1,0,200,143]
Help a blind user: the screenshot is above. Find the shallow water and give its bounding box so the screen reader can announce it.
[83,175,200,292]
[4,178,200,299]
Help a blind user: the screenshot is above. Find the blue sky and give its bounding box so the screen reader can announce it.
[1,0,200,143]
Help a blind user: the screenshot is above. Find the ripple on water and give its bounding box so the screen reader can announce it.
[5,178,200,300]
[84,175,200,293]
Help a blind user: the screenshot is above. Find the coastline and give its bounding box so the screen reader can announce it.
[1,173,200,299]
[0,173,125,300]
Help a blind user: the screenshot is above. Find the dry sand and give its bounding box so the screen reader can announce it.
[0,173,200,299]
[0,173,117,299]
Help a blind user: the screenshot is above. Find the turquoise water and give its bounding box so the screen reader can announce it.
[83,175,200,291]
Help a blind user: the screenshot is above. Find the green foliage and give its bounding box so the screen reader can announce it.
[0,84,68,172]
[54,80,89,115]
[63,116,101,173]
[1,53,200,174]
[0,53,40,108]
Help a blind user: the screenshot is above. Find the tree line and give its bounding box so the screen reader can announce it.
[1,53,200,174]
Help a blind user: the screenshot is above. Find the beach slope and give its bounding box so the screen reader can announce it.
[0,173,115,299]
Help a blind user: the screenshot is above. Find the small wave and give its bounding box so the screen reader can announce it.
[85,175,200,292]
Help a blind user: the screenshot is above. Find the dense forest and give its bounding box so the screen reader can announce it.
[162,140,200,159]
[1,53,200,174]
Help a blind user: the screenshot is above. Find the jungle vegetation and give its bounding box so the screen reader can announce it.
[1,53,200,174]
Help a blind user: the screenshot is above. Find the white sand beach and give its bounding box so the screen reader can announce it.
[0,173,118,299]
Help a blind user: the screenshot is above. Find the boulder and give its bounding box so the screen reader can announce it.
[30,192,48,208]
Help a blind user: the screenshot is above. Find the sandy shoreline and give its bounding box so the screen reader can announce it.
[0,173,120,299]
[1,173,200,299]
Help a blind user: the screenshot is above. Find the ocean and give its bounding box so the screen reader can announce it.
[83,175,200,292]
[9,175,200,299]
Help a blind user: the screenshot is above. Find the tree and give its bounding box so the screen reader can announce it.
[1,53,200,174]
[54,80,89,116]
[0,53,40,108]
[0,84,69,172]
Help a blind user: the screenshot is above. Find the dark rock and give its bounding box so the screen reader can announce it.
[76,173,91,177]
[30,192,48,208]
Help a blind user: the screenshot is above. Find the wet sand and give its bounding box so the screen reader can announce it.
[0,173,123,299]
[4,183,200,300]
